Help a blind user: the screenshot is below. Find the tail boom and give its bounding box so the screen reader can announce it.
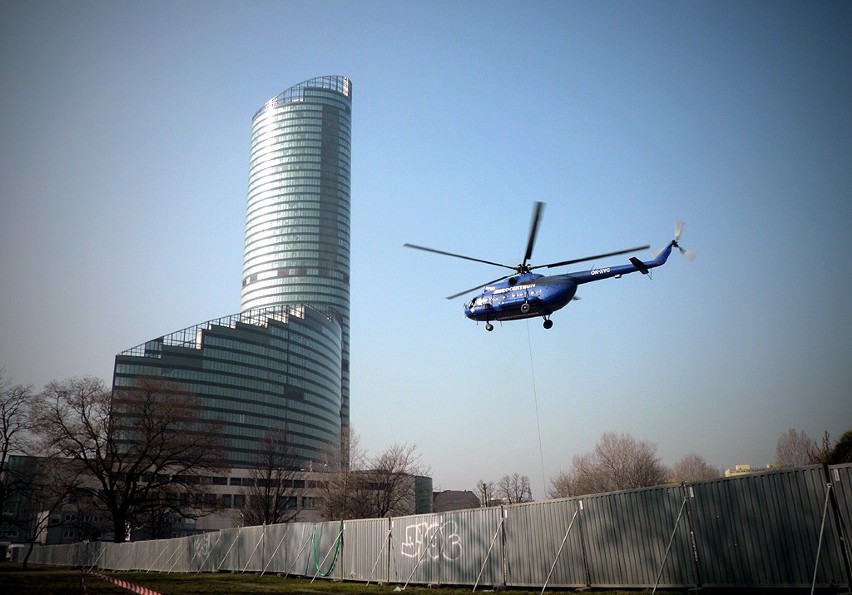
[568,242,674,285]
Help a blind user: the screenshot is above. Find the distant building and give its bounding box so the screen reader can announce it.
[0,455,432,544]
[433,490,480,512]
[724,463,779,478]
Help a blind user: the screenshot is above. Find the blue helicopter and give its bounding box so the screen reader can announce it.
[405,202,693,331]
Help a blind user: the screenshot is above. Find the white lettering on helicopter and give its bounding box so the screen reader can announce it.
[590,267,611,276]
[491,283,535,295]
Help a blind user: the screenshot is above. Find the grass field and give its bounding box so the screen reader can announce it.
[0,564,558,594]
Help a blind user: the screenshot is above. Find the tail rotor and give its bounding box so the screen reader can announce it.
[673,220,696,261]
[653,220,696,261]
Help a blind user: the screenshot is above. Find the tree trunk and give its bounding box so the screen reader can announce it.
[113,512,128,543]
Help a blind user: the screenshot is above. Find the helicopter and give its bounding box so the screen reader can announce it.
[404,202,694,331]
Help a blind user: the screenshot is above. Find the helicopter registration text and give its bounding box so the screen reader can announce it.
[590,267,611,275]
[492,283,535,295]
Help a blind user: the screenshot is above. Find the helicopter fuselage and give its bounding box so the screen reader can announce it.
[464,242,675,324]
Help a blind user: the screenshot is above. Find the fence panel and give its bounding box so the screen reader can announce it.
[503,498,585,588]
[581,484,694,587]
[690,466,846,587]
[211,527,241,572]
[187,531,222,572]
[309,521,345,580]
[259,522,294,575]
[275,522,315,577]
[339,517,390,582]
[389,508,502,586]
[828,463,852,580]
[235,525,267,572]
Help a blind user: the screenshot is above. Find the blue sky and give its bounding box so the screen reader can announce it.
[1,1,850,496]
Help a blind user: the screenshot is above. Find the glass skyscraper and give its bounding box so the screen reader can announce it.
[241,75,352,435]
[113,76,352,468]
[114,306,342,467]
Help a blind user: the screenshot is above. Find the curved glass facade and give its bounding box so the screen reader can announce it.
[113,306,342,468]
[241,75,352,433]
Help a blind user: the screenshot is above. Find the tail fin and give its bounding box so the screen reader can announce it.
[629,257,650,275]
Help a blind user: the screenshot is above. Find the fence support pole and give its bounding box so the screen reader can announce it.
[195,532,222,573]
[811,482,833,595]
[473,512,505,592]
[164,542,183,573]
[215,528,241,572]
[146,540,169,573]
[284,526,313,578]
[540,506,579,594]
[651,491,688,594]
[241,527,265,573]
[262,524,290,576]
[87,542,107,572]
[366,523,392,586]
[401,520,444,591]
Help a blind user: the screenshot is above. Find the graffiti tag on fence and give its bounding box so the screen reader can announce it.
[400,520,462,561]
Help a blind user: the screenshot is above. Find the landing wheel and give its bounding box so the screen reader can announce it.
[520,302,530,314]
[543,319,553,330]
[485,322,494,332]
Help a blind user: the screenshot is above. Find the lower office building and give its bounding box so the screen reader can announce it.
[113,304,342,469]
[0,455,433,543]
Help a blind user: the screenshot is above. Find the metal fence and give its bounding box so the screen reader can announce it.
[17,464,851,589]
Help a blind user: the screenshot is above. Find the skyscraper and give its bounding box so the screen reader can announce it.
[241,75,352,435]
[113,76,352,468]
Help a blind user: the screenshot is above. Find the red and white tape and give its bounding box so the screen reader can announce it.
[84,570,162,595]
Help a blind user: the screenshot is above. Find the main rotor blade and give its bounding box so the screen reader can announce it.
[522,201,545,267]
[445,275,511,300]
[404,243,514,270]
[535,245,651,270]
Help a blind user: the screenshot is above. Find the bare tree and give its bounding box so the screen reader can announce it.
[671,453,721,482]
[319,434,427,520]
[32,376,224,542]
[549,432,668,497]
[476,479,495,507]
[365,442,427,518]
[775,428,817,467]
[546,471,575,499]
[0,371,34,515]
[240,427,303,526]
[496,473,533,503]
[319,427,367,521]
[809,431,835,464]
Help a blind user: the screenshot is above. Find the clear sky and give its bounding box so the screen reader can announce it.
[1,1,850,497]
